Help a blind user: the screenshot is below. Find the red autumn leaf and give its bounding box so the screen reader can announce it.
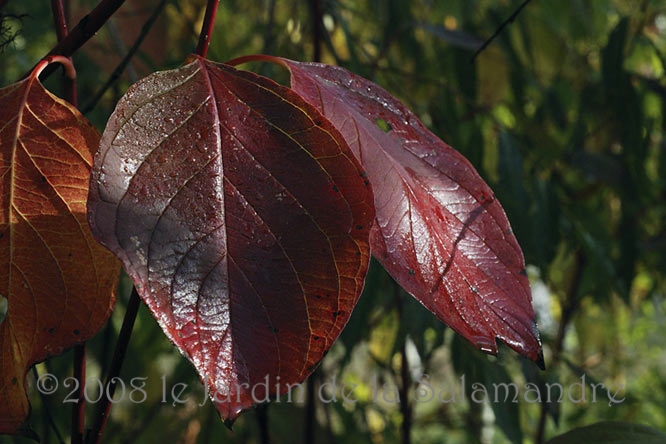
[230,56,543,366]
[0,59,120,436]
[87,55,374,423]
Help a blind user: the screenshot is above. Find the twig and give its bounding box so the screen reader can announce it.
[71,344,86,444]
[261,0,277,55]
[106,18,138,82]
[82,0,167,114]
[50,0,77,104]
[394,282,412,444]
[50,0,68,41]
[201,406,217,444]
[470,0,533,62]
[308,0,323,62]
[195,0,220,57]
[34,0,127,80]
[304,370,317,444]
[32,366,66,444]
[399,341,412,444]
[86,288,142,444]
[534,250,586,443]
[256,403,271,444]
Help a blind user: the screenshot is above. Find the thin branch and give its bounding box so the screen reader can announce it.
[308,0,323,62]
[49,0,77,119]
[50,0,68,41]
[534,250,586,444]
[106,18,139,82]
[394,283,412,444]
[195,0,220,57]
[82,0,167,114]
[201,405,217,444]
[399,341,412,444]
[470,0,533,62]
[86,288,142,444]
[71,344,86,444]
[35,0,127,80]
[32,366,66,444]
[261,0,277,55]
[304,371,317,444]
[256,403,271,444]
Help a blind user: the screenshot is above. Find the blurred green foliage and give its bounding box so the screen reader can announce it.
[2,0,666,443]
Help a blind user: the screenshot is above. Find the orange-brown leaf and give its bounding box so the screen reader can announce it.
[0,66,120,436]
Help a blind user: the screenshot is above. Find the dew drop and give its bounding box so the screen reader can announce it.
[120,157,140,174]
[472,336,496,354]
[478,190,495,203]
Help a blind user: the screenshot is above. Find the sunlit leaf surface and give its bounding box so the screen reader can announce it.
[0,63,120,436]
[88,55,374,423]
[239,56,543,366]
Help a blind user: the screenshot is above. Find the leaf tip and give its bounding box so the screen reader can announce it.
[531,320,546,370]
[535,348,546,371]
[223,417,236,431]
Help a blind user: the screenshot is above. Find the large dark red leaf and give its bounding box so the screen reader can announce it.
[230,56,543,366]
[0,59,120,436]
[87,55,374,423]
